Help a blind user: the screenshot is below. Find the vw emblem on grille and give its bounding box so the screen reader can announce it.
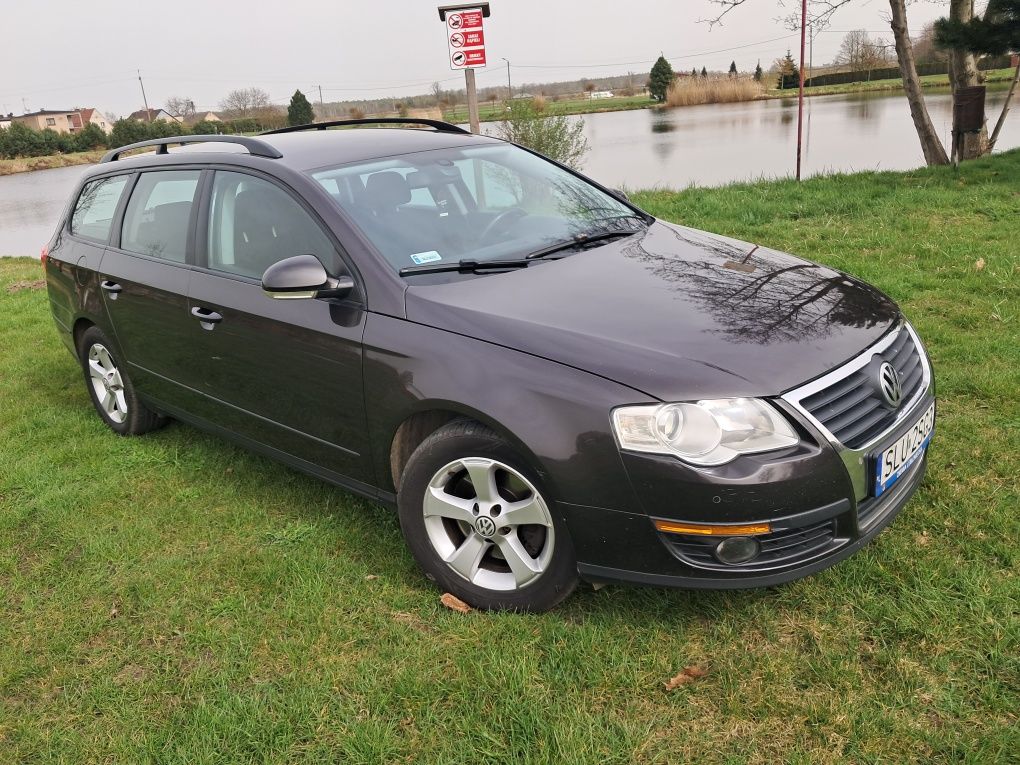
[878,362,903,408]
[475,516,497,537]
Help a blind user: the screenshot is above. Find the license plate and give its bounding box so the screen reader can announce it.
[873,402,935,497]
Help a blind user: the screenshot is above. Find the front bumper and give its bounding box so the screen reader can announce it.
[564,322,934,589]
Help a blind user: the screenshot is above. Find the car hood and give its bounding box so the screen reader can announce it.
[403,221,900,401]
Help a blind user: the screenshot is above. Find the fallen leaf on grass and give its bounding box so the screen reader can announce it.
[664,665,709,690]
[975,258,986,271]
[440,593,473,614]
[109,603,120,619]
[364,575,379,581]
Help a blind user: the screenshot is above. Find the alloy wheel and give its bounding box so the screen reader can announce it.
[87,343,128,424]
[422,457,555,591]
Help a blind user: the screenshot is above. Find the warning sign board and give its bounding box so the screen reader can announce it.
[447,7,486,69]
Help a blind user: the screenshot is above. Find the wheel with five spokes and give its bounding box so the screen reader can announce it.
[397,419,578,612]
[78,326,165,436]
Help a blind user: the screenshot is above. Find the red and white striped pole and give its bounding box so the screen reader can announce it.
[796,0,807,181]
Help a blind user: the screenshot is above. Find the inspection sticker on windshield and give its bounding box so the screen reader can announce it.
[410,251,442,265]
[873,402,935,497]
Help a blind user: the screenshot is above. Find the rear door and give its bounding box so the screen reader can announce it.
[99,168,204,409]
[186,169,372,484]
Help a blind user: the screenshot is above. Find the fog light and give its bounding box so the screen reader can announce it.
[714,536,761,565]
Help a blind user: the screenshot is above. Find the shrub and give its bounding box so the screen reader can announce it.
[531,94,548,113]
[73,123,108,152]
[190,120,223,135]
[0,122,43,158]
[110,118,152,148]
[493,101,589,169]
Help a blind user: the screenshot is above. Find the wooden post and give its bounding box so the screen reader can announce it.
[465,68,481,134]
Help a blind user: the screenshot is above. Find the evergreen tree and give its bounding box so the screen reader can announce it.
[776,50,798,89]
[700,66,708,78]
[691,68,698,78]
[287,90,315,126]
[754,60,764,82]
[729,61,738,77]
[648,55,675,102]
[935,0,1020,55]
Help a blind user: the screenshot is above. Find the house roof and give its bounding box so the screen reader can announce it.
[18,109,76,118]
[129,108,170,121]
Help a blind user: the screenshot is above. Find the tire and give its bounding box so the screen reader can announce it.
[397,419,578,612]
[78,326,166,436]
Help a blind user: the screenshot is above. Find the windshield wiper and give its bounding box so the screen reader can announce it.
[525,229,643,260]
[399,258,534,276]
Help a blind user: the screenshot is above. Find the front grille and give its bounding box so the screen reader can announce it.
[799,329,925,449]
[663,518,839,572]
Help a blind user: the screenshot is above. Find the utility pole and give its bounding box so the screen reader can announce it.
[137,69,151,122]
[318,85,324,117]
[502,57,511,100]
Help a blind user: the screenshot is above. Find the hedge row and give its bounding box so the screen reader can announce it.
[778,54,1014,90]
[0,113,290,160]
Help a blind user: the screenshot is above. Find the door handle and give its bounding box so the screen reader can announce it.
[191,306,223,330]
[100,280,122,299]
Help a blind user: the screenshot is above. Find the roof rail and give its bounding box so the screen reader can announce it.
[261,118,471,136]
[100,134,283,163]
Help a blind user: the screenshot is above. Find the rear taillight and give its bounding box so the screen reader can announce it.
[40,246,48,267]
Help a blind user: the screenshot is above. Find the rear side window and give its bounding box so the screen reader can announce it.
[70,175,129,243]
[120,170,201,262]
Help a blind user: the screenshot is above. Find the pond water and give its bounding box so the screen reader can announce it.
[1,87,1017,257]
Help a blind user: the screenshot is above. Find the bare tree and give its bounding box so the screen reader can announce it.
[835,30,893,72]
[219,87,272,119]
[164,96,196,123]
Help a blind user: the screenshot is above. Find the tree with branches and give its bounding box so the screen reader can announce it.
[164,96,196,123]
[649,56,675,101]
[287,90,314,126]
[219,87,272,119]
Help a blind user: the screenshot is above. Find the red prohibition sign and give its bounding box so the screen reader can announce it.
[448,13,463,29]
[450,32,465,47]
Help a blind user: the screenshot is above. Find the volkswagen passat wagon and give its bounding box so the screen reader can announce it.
[44,119,935,611]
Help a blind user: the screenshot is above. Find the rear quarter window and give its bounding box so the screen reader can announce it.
[70,175,129,243]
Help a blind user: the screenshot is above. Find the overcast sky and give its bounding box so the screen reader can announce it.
[1,1,950,118]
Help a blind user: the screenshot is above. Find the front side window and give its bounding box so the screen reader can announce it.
[206,171,340,280]
[309,143,639,273]
[120,170,200,262]
[70,175,129,243]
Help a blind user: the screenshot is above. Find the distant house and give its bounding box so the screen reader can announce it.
[0,113,12,130]
[78,107,114,133]
[184,111,222,125]
[129,108,174,123]
[13,109,82,134]
[590,91,614,99]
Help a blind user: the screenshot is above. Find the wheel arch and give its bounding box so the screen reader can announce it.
[387,402,550,495]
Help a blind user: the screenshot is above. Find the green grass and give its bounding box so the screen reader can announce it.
[770,66,1019,98]
[442,94,655,124]
[2,152,1020,763]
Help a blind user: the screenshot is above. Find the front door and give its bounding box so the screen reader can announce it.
[186,170,371,485]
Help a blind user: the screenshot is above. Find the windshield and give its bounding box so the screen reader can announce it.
[308,143,644,274]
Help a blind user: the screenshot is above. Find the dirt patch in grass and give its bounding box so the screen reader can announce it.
[6,279,45,294]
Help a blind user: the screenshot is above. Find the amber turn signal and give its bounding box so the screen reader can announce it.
[653,519,772,536]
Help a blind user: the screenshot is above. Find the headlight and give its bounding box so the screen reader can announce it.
[611,398,799,466]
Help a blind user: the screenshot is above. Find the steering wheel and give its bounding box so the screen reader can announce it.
[479,208,527,243]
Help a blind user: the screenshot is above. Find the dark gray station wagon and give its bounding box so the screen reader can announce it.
[44,120,935,611]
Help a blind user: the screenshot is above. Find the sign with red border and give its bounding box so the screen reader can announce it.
[446,7,485,69]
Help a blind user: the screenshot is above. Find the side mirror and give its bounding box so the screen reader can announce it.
[261,255,354,300]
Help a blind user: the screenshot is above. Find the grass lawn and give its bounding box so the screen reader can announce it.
[770,66,1020,99]
[2,152,1019,763]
